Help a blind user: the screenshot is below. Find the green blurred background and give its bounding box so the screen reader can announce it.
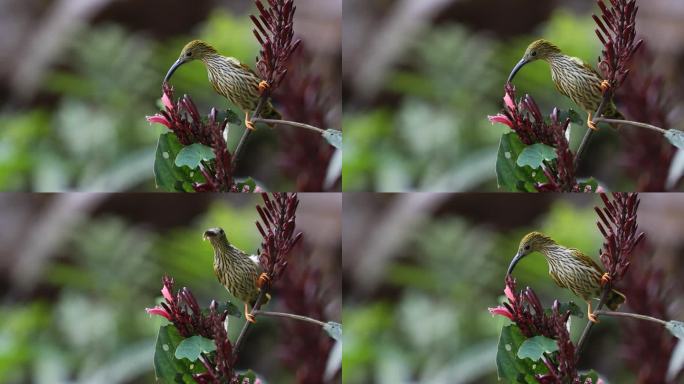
[0,193,341,383]
[342,193,684,383]
[343,0,684,192]
[0,0,341,192]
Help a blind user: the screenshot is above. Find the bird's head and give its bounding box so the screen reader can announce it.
[507,231,556,275]
[203,227,228,247]
[164,40,218,83]
[507,39,562,83]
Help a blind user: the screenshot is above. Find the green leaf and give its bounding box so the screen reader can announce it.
[666,320,684,340]
[496,325,548,383]
[153,325,205,383]
[517,336,559,361]
[175,335,217,362]
[234,177,258,193]
[577,177,599,193]
[496,133,548,192]
[322,129,342,149]
[154,133,204,192]
[554,301,583,319]
[236,370,258,383]
[665,129,684,150]
[221,109,242,126]
[580,370,600,383]
[558,109,583,126]
[175,144,215,170]
[323,321,342,341]
[211,301,242,318]
[516,143,557,169]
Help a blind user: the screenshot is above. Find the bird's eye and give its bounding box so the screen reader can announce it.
[531,51,537,57]
[524,245,531,250]
[186,51,192,57]
[219,229,224,234]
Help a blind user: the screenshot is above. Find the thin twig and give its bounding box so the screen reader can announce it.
[252,310,327,327]
[593,310,669,326]
[594,117,668,134]
[232,94,269,170]
[575,283,611,360]
[251,118,325,134]
[574,92,611,170]
[232,288,268,356]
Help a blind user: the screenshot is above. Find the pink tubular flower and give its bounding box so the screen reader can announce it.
[145,306,172,321]
[487,114,513,128]
[146,114,171,128]
[488,305,514,321]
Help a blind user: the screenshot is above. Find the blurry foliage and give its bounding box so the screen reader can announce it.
[0,9,297,191]
[343,197,636,384]
[343,10,613,191]
[0,198,291,383]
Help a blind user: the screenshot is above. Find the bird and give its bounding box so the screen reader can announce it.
[164,40,281,130]
[506,231,625,323]
[203,227,270,323]
[507,39,623,131]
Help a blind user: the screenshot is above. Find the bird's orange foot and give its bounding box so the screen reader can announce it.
[600,272,611,287]
[588,312,599,323]
[586,113,599,131]
[257,272,271,288]
[244,302,257,323]
[599,80,611,94]
[258,80,270,95]
[244,112,256,131]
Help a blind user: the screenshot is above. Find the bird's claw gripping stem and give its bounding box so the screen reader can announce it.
[245,112,256,131]
[587,112,598,131]
[257,272,271,288]
[258,80,269,95]
[587,301,599,323]
[244,303,256,323]
[599,80,611,94]
[600,272,611,287]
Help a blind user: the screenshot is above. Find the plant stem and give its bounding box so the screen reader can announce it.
[252,310,327,327]
[232,288,268,356]
[594,117,668,134]
[232,94,269,170]
[574,91,611,170]
[251,118,325,134]
[575,283,611,361]
[592,310,668,326]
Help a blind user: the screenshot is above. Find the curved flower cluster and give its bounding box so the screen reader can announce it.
[256,193,303,283]
[252,0,301,90]
[147,84,241,192]
[489,84,583,192]
[489,276,590,383]
[489,83,556,146]
[594,0,643,89]
[595,192,645,283]
[147,83,220,147]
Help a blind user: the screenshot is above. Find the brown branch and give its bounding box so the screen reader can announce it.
[594,117,668,134]
[232,288,269,356]
[232,93,269,169]
[252,310,327,327]
[251,117,325,134]
[593,310,669,326]
[575,283,612,360]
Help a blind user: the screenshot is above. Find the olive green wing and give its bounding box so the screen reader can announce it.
[569,248,605,273]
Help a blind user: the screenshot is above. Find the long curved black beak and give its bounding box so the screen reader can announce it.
[506,252,524,276]
[507,58,529,83]
[164,59,185,83]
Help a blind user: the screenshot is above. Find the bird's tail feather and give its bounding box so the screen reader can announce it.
[606,288,626,310]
